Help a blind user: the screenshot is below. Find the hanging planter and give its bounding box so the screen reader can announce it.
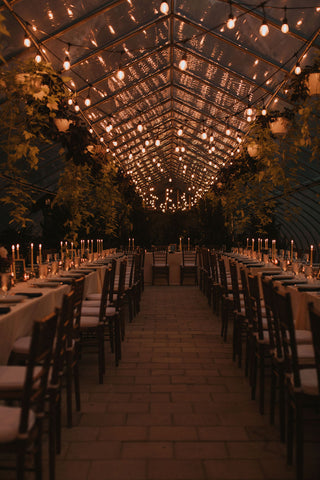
[269,117,289,135]
[306,72,320,95]
[54,118,73,132]
[247,142,259,158]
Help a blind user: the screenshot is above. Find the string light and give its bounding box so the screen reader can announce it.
[24,34,31,48]
[137,121,143,133]
[236,131,242,143]
[246,101,253,117]
[68,97,73,106]
[63,45,71,70]
[160,2,169,15]
[74,102,80,112]
[281,7,289,34]
[179,54,187,71]
[226,0,236,29]
[259,7,269,37]
[155,138,160,146]
[225,122,231,136]
[295,61,302,75]
[177,127,183,136]
[35,53,42,63]
[84,87,91,107]
[201,128,207,140]
[117,67,125,80]
[261,104,267,116]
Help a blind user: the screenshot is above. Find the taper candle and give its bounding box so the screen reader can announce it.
[60,241,63,260]
[290,240,293,263]
[30,243,34,271]
[252,238,254,253]
[11,245,15,261]
[310,245,314,267]
[39,244,42,265]
[188,237,190,250]
[16,244,20,259]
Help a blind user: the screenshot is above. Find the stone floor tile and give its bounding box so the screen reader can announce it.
[175,441,228,459]
[98,426,148,441]
[147,459,205,480]
[149,426,198,441]
[66,441,121,459]
[122,441,173,458]
[198,426,249,441]
[204,459,264,479]
[88,460,147,480]
[126,412,172,426]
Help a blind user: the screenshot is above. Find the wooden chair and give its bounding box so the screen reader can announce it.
[0,311,57,480]
[229,261,247,367]
[152,250,169,285]
[180,250,198,285]
[274,290,318,480]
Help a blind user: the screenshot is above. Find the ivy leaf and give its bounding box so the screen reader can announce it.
[46,99,59,111]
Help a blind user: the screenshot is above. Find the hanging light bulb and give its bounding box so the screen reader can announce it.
[295,61,302,75]
[209,134,214,143]
[181,146,185,153]
[177,126,183,136]
[259,21,269,37]
[155,139,160,146]
[113,140,118,146]
[129,152,133,159]
[225,125,231,136]
[211,145,215,152]
[281,7,289,34]
[175,146,179,153]
[142,147,146,153]
[89,128,93,134]
[246,102,253,117]
[226,1,236,30]
[137,121,143,133]
[24,34,31,48]
[117,67,125,81]
[261,105,267,116]
[145,139,150,146]
[63,55,71,70]
[106,120,113,133]
[201,129,207,140]
[179,54,187,71]
[160,2,169,15]
[35,53,42,63]
[74,102,80,112]
[236,131,242,143]
[100,136,104,142]
[247,115,252,122]
[84,88,91,107]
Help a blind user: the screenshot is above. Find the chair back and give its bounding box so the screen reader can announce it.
[239,267,254,326]
[20,311,58,436]
[229,261,241,312]
[308,302,320,391]
[108,259,117,304]
[72,275,85,339]
[51,290,75,386]
[210,252,219,283]
[261,277,278,351]
[98,267,111,322]
[218,258,228,295]
[152,250,167,265]
[182,250,197,266]
[247,273,264,340]
[115,259,127,309]
[273,289,300,388]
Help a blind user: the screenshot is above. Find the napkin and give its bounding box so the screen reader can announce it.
[297,285,320,292]
[14,292,42,298]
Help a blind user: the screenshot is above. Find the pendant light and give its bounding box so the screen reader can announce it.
[24,34,31,47]
[281,7,289,33]
[160,2,169,15]
[84,87,91,107]
[259,6,269,37]
[117,67,125,81]
[63,44,71,70]
[179,54,187,71]
[226,0,236,29]
[137,121,143,133]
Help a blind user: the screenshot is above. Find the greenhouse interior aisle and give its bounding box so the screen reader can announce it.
[45,286,319,480]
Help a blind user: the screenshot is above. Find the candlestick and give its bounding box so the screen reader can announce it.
[30,243,34,271]
[39,244,42,265]
[290,240,293,263]
[310,245,314,267]
[11,245,15,261]
[16,244,20,259]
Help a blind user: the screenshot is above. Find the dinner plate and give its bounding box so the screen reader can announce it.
[14,292,42,298]
[31,282,60,288]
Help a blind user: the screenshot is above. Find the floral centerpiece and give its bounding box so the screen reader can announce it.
[0,247,11,273]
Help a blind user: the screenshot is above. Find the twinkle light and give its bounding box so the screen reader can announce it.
[100,136,104,142]
[155,138,160,146]
[177,127,183,136]
[68,98,73,106]
[117,67,125,81]
[24,34,31,47]
[201,129,207,140]
[246,102,253,117]
[160,2,169,15]
[35,53,42,63]
[259,8,269,37]
[137,121,143,133]
[181,146,185,153]
[179,54,187,71]
[261,105,267,116]
[281,7,289,33]
[63,55,71,70]
[295,61,302,75]
[84,88,91,107]
[226,1,236,30]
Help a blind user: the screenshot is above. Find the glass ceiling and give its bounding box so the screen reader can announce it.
[0,0,320,221]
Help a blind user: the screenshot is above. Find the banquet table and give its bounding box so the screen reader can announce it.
[0,263,109,365]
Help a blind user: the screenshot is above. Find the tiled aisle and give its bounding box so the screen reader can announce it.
[54,286,300,480]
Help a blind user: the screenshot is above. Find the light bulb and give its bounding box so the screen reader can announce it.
[211,146,215,152]
[89,128,93,134]
[137,122,143,132]
[181,146,185,152]
[129,152,133,159]
[178,127,183,136]
[84,96,91,107]
[201,130,207,140]
[226,127,231,136]
[155,139,160,146]
[24,35,31,47]
[113,140,118,146]
[261,107,267,116]
[68,98,73,106]
[160,2,169,15]
[295,63,301,75]
[179,57,187,71]
[175,146,179,152]
[227,14,236,29]
[209,135,214,143]
[281,19,289,34]
[259,21,269,37]
[35,54,42,63]
[145,139,150,146]
[246,105,253,116]
[247,115,252,122]
[100,137,104,142]
[106,122,113,133]
[236,131,242,143]
[117,68,124,80]
[142,147,146,153]
[63,56,70,70]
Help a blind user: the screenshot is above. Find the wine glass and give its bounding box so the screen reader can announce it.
[1,273,12,297]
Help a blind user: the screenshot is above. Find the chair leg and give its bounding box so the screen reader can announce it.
[279,371,286,443]
[49,393,56,480]
[35,421,43,480]
[287,400,294,465]
[259,348,265,415]
[16,446,26,480]
[73,361,81,411]
[270,368,276,425]
[56,393,61,454]
[66,350,73,428]
[296,399,304,480]
[97,324,104,384]
[251,351,258,400]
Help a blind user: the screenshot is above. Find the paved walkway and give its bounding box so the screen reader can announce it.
[50,286,311,479]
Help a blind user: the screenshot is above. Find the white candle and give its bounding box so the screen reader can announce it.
[30,243,34,271]
[60,241,63,260]
[290,240,293,263]
[39,244,42,265]
[246,238,249,249]
[258,238,260,253]
[188,237,190,250]
[265,239,268,250]
[71,242,73,259]
[11,245,15,261]
[310,245,314,267]
[129,238,131,250]
[16,244,20,259]
[132,238,134,250]
[91,239,93,254]
[179,237,182,251]
[252,238,254,252]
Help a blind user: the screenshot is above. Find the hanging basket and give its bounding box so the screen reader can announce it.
[247,143,259,158]
[269,117,289,135]
[54,118,72,132]
[306,72,320,95]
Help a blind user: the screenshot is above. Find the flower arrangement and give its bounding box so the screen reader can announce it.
[0,247,11,273]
